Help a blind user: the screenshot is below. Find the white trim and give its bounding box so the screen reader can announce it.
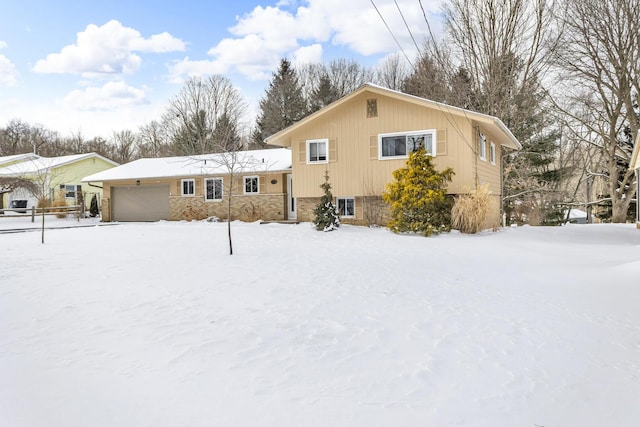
[490,142,496,165]
[337,196,355,218]
[181,178,195,196]
[378,129,436,160]
[204,177,223,201]
[243,176,259,194]
[306,138,329,164]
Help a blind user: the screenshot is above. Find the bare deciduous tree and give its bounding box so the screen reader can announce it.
[375,53,410,91]
[554,0,640,222]
[165,75,246,155]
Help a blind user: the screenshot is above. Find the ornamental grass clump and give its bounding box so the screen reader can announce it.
[451,184,492,234]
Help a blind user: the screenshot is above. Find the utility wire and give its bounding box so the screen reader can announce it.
[394,0,420,53]
[370,0,414,69]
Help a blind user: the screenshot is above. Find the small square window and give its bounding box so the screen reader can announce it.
[244,176,259,194]
[337,197,355,217]
[307,139,328,164]
[205,178,223,201]
[182,179,195,196]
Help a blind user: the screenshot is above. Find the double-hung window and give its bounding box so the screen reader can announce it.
[379,130,435,159]
[337,197,355,218]
[479,133,487,161]
[60,184,80,199]
[182,179,195,196]
[205,178,223,201]
[307,139,328,164]
[244,176,259,194]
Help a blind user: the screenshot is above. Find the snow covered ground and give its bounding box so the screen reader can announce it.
[1,217,639,426]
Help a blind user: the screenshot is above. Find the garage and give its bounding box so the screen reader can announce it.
[112,185,169,222]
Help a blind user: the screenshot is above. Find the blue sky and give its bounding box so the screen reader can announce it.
[0,0,443,139]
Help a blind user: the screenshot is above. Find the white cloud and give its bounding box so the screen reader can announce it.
[291,44,323,66]
[62,81,148,111]
[33,20,186,76]
[0,42,18,86]
[167,57,230,84]
[170,0,442,83]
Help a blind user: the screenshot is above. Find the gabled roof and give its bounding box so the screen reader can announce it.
[0,153,40,166]
[266,83,521,150]
[0,152,118,176]
[82,148,292,182]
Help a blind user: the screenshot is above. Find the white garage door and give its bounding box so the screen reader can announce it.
[112,185,169,222]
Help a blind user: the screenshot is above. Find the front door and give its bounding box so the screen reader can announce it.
[287,174,296,220]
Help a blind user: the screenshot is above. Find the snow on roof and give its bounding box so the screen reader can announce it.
[82,148,292,182]
[0,152,117,176]
[0,152,40,166]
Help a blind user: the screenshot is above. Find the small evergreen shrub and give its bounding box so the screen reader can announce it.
[89,194,99,217]
[383,148,454,236]
[313,171,340,231]
[451,184,491,234]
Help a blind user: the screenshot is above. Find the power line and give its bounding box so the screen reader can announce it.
[394,0,420,53]
[369,0,414,69]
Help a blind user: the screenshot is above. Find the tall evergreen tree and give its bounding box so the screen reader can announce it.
[309,73,340,113]
[253,59,308,147]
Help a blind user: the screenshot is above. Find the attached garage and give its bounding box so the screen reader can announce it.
[112,185,169,222]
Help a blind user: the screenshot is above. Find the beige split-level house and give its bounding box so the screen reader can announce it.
[84,84,521,227]
[266,83,521,228]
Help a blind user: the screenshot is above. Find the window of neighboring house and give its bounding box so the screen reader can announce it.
[205,178,223,201]
[479,132,487,161]
[379,130,435,159]
[490,142,496,165]
[337,197,355,218]
[244,176,259,194]
[307,139,328,164]
[60,184,80,199]
[182,179,195,196]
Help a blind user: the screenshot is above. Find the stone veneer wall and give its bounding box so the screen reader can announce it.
[169,194,287,222]
[296,196,391,227]
[297,194,502,230]
[101,198,111,222]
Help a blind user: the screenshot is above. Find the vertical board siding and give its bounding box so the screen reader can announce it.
[289,91,493,198]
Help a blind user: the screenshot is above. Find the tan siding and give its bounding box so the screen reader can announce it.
[288,92,499,201]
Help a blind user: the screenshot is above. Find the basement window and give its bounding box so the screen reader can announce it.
[337,197,355,218]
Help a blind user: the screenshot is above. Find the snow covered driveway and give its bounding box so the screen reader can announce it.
[1,220,639,426]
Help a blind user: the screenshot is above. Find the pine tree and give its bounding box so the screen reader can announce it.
[383,148,454,236]
[253,58,308,147]
[313,170,340,232]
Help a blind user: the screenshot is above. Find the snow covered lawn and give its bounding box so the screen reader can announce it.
[1,219,639,426]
